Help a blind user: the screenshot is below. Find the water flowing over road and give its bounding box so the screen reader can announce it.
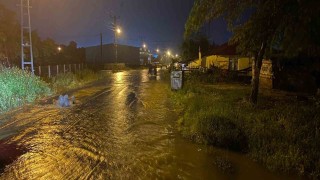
[0,70,290,179]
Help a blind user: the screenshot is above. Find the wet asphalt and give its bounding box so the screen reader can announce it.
[0,70,292,180]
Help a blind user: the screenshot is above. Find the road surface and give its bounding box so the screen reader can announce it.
[0,70,290,179]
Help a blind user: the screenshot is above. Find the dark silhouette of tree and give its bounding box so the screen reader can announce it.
[63,41,85,64]
[0,3,20,64]
[181,34,210,61]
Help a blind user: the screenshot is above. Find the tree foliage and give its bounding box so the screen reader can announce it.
[0,3,20,62]
[181,34,211,61]
[185,0,320,57]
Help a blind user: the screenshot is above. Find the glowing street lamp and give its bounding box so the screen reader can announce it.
[57,46,62,52]
[175,54,179,57]
[167,50,171,56]
[143,44,147,49]
[116,27,121,34]
[156,49,160,53]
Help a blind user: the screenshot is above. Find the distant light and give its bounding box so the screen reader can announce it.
[156,49,160,53]
[167,50,171,56]
[58,47,62,52]
[143,44,146,48]
[175,54,179,57]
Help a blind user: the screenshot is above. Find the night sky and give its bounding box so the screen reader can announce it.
[0,0,231,53]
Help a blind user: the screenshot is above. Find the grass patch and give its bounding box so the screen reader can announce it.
[49,69,103,92]
[0,66,51,112]
[171,72,320,178]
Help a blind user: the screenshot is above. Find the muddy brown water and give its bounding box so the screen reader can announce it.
[0,70,297,179]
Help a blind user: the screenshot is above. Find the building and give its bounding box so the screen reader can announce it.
[140,47,153,65]
[85,44,140,66]
[189,43,252,72]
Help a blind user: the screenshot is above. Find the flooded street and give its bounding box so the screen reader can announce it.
[0,70,290,179]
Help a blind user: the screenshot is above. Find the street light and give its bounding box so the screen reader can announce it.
[116,27,121,34]
[156,49,160,53]
[167,50,171,56]
[143,44,147,49]
[114,26,122,63]
[57,46,62,52]
[175,54,179,58]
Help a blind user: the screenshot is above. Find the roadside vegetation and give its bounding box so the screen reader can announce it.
[49,69,102,93]
[171,71,320,178]
[0,66,102,113]
[0,66,51,113]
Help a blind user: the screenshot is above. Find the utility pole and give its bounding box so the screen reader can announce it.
[113,16,118,63]
[100,32,103,62]
[108,14,120,63]
[20,0,34,74]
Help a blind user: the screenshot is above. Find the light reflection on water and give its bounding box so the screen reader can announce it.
[0,70,292,179]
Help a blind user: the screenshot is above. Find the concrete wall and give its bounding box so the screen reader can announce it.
[189,55,251,71]
[238,57,252,70]
[189,59,202,68]
[188,55,231,70]
[204,55,229,69]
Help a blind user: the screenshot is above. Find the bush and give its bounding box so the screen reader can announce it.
[175,81,248,151]
[51,72,77,90]
[0,66,51,112]
[198,115,248,151]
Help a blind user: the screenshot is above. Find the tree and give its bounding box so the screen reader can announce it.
[185,0,320,104]
[42,38,59,56]
[31,30,44,63]
[0,3,20,64]
[181,34,210,61]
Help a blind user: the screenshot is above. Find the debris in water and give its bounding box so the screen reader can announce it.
[57,94,75,107]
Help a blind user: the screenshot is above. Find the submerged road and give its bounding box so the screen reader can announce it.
[0,70,289,179]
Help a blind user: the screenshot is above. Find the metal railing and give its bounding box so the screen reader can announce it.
[34,63,86,77]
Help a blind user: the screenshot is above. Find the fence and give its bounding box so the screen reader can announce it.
[34,63,86,77]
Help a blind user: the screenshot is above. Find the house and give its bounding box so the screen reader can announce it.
[188,43,252,72]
